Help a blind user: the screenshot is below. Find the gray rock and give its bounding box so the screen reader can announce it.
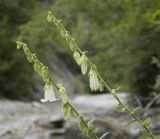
[72,93,134,116]
[0,100,64,139]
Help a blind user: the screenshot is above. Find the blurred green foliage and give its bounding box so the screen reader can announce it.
[1,0,160,99]
[0,0,41,100]
[20,0,160,96]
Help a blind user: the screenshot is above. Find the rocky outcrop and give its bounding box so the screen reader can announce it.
[0,93,159,139]
[0,100,64,139]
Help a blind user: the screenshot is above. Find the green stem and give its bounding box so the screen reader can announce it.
[47,60,99,139]
[67,102,98,139]
[115,96,155,139]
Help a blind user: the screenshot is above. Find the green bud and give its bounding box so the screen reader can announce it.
[82,128,88,136]
[27,54,33,63]
[62,103,70,120]
[32,54,37,62]
[24,47,30,56]
[34,62,42,73]
[60,29,65,38]
[47,11,53,22]
[23,46,33,63]
[57,83,68,104]
[73,51,81,65]
[69,40,75,51]
[41,66,49,83]
[54,19,61,26]
[98,82,104,92]
[116,103,123,112]
[16,41,22,50]
[70,108,75,118]
[111,89,117,97]
[58,24,66,38]
[78,116,84,130]
[65,32,71,42]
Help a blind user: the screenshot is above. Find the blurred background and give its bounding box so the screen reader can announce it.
[0,0,160,139]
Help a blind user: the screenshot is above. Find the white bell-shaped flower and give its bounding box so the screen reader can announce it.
[80,54,88,75]
[41,84,58,102]
[89,68,99,91]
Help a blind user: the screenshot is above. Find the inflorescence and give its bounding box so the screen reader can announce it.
[15,10,158,139]
[45,11,156,139]
[16,41,104,139]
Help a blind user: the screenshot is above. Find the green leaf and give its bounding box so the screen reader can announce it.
[78,116,85,130]
[70,108,75,117]
[87,119,95,125]
[132,107,141,114]
[127,119,137,125]
[100,132,110,139]
[62,103,70,120]
[122,105,129,112]
[143,117,151,127]
[116,103,123,112]
[81,128,88,136]
[138,133,150,139]
[57,84,68,104]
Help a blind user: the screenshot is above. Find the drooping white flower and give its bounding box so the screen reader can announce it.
[41,84,58,102]
[89,68,99,91]
[80,54,88,75]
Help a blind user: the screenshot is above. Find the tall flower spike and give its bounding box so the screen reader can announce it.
[89,67,99,91]
[41,84,58,102]
[80,53,88,75]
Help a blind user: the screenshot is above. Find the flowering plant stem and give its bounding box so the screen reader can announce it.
[16,41,99,139]
[47,11,155,139]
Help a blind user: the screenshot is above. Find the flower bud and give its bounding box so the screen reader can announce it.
[47,11,53,22]
[80,54,88,75]
[62,103,70,120]
[34,62,42,73]
[16,41,22,50]
[41,66,49,83]
[69,40,75,51]
[73,51,81,65]
[70,108,75,117]
[98,82,104,92]
[27,54,33,63]
[57,83,68,104]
